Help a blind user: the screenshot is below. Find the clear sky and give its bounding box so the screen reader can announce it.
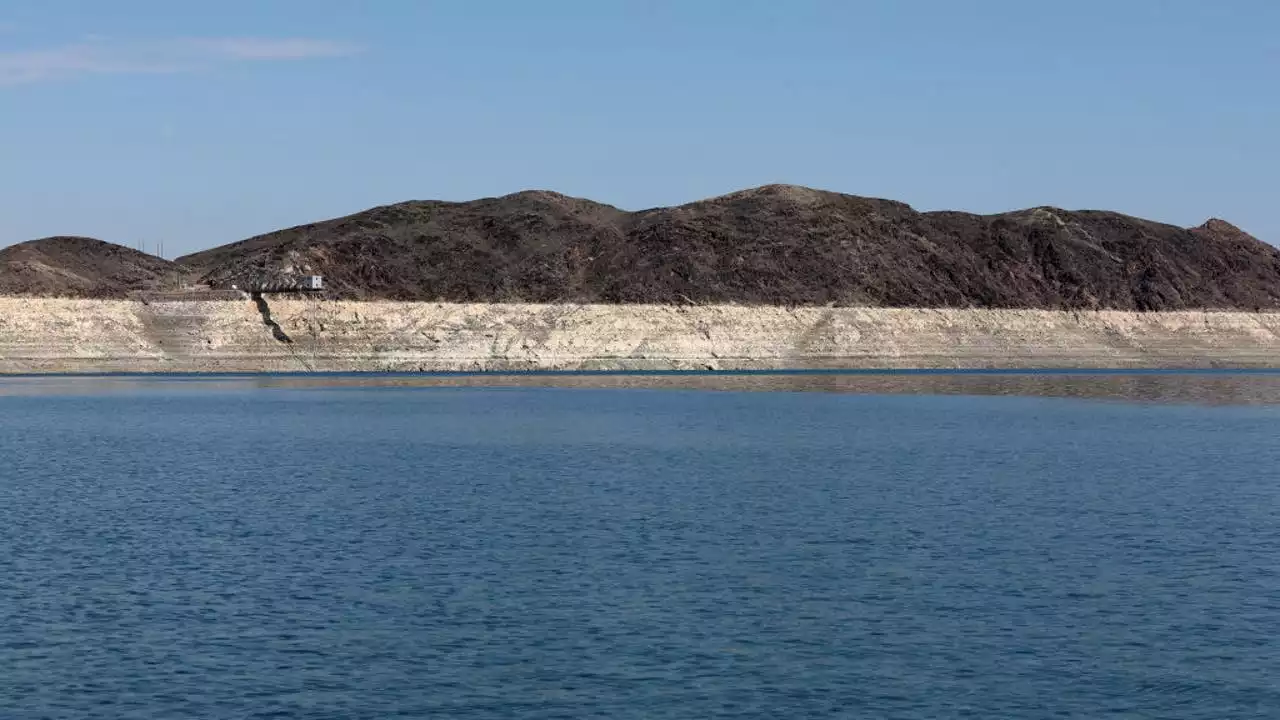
[1,0,1275,256]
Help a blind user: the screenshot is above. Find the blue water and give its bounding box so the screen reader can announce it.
[3,376,1279,718]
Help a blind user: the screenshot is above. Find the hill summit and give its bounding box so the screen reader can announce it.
[0,236,180,298]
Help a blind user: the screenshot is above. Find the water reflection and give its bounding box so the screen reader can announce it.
[3,371,1280,405]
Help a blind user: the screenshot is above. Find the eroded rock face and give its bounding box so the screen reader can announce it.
[175,186,1280,311]
[2,299,1279,374]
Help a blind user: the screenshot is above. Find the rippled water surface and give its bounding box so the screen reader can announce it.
[3,373,1279,718]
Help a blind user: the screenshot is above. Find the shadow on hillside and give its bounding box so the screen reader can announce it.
[251,292,293,344]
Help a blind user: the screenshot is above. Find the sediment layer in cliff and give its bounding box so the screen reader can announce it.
[2,299,1278,374]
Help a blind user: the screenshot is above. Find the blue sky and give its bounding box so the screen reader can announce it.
[1,0,1275,255]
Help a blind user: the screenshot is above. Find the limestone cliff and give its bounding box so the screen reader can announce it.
[1,299,1277,373]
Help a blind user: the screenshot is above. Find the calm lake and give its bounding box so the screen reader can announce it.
[2,372,1279,719]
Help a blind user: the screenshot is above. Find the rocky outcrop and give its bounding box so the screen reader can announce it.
[175,185,1280,311]
[7,188,1279,311]
[1,299,1278,373]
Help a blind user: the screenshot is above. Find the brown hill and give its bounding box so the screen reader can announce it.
[0,237,181,298]
[176,185,1280,310]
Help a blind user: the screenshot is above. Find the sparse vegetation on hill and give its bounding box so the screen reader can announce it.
[6,186,1280,309]
[0,236,181,298]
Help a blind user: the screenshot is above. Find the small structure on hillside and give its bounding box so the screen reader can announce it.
[225,272,324,294]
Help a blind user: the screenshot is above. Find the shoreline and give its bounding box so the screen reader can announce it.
[2,298,1279,374]
[4,367,1280,379]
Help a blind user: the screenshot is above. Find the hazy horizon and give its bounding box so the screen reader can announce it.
[3,0,1276,255]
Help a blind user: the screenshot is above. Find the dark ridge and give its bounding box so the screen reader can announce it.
[7,187,1278,309]
[174,185,1280,311]
[0,236,181,298]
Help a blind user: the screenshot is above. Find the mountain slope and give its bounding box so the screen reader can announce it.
[0,237,180,298]
[176,185,1280,310]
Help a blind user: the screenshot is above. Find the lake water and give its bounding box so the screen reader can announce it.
[2,373,1279,719]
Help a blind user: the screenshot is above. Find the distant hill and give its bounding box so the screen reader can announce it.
[0,237,180,298]
[174,185,1280,310]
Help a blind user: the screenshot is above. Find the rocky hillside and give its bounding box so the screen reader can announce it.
[0,237,181,298]
[6,186,1277,308]
[175,185,1280,310]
